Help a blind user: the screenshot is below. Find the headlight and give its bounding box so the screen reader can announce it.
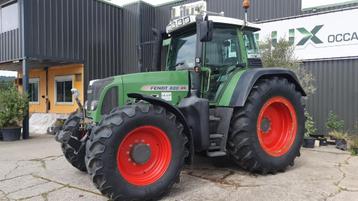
[90,101,98,111]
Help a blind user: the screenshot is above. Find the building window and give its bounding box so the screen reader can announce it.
[55,76,73,104]
[0,1,19,33]
[29,78,39,104]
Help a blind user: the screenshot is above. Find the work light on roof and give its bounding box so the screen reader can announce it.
[170,1,207,19]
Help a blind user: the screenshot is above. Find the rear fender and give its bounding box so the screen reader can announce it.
[230,68,306,107]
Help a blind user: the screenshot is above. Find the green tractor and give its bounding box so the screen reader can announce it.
[56,1,305,200]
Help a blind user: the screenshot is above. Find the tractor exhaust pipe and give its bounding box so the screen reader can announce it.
[152,28,163,71]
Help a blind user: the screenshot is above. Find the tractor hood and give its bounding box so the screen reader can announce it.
[86,70,190,122]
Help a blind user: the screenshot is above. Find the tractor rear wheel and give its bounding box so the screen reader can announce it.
[228,77,304,174]
[57,111,87,172]
[85,103,188,201]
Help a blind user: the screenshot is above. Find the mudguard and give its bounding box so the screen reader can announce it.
[230,68,306,107]
[127,93,195,164]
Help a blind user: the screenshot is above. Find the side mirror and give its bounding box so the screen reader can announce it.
[199,20,213,42]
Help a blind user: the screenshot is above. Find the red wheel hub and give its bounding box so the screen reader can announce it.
[117,126,172,186]
[257,97,297,157]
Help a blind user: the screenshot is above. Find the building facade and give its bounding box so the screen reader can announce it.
[1,0,357,136]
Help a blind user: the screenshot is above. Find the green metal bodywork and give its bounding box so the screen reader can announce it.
[88,71,190,122]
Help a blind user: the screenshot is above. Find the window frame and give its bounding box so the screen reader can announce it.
[29,78,40,104]
[54,75,74,105]
[0,0,19,33]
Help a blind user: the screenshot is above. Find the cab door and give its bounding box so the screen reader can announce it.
[201,26,245,103]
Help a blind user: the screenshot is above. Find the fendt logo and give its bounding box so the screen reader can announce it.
[296,25,324,46]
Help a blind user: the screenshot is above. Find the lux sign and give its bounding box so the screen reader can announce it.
[257,8,358,60]
[268,25,324,46]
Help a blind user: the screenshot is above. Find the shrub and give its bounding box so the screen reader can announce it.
[349,136,358,155]
[304,110,317,137]
[0,84,28,128]
[329,130,348,140]
[326,111,344,132]
[259,38,316,96]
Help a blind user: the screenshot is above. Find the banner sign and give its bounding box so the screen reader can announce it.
[302,0,358,11]
[257,9,358,61]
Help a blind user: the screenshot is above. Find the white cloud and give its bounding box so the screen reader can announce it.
[0,70,17,77]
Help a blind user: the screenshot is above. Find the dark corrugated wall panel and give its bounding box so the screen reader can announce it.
[140,2,156,71]
[23,0,122,86]
[0,29,22,63]
[304,59,358,135]
[121,3,140,73]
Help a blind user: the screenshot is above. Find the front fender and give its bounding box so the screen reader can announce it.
[229,68,306,107]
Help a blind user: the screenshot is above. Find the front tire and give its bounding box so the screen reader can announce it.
[85,103,188,201]
[228,77,305,174]
[57,111,87,172]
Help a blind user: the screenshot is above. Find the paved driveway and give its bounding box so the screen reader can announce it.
[1,135,358,201]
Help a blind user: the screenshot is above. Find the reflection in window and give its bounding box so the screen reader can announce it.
[55,76,73,103]
[1,2,19,33]
[29,78,39,103]
[167,32,196,70]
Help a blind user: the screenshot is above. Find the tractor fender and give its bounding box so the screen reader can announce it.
[127,93,194,164]
[229,68,306,107]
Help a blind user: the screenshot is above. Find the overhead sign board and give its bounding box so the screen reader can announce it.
[257,8,358,61]
[302,0,358,10]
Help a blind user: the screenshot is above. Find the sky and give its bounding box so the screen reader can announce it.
[101,0,179,7]
[0,70,17,77]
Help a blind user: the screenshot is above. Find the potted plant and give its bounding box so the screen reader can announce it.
[0,84,28,141]
[303,111,316,148]
[349,136,358,156]
[329,130,348,151]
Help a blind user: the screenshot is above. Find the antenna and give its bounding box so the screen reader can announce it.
[242,0,250,27]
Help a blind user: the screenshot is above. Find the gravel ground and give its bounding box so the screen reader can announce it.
[1,135,358,201]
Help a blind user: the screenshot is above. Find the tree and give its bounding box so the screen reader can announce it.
[259,38,316,96]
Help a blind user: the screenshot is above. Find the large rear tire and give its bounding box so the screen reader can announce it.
[228,77,305,174]
[57,111,87,172]
[85,103,188,201]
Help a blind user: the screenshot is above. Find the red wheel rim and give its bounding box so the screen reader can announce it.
[257,97,297,157]
[117,126,172,186]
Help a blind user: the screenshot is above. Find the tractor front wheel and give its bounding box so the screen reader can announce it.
[56,111,87,172]
[85,103,188,201]
[228,77,305,174]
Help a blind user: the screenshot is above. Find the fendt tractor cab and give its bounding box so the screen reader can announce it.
[56,1,306,200]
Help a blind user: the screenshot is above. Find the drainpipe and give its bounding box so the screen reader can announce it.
[20,0,29,139]
[44,67,49,113]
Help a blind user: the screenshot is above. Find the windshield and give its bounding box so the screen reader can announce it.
[167,31,196,70]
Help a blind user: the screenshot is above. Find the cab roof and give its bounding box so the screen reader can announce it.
[208,16,260,32]
[166,15,260,33]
